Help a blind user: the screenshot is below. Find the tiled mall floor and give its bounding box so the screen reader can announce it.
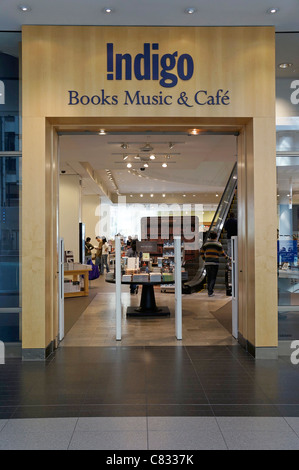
[1,278,299,450]
[1,346,299,450]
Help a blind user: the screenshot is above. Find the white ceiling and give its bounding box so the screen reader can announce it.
[0,0,299,31]
[59,133,237,201]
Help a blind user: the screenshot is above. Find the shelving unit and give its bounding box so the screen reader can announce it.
[141,215,199,262]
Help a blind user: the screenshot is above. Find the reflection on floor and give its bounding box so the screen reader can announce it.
[62,275,236,347]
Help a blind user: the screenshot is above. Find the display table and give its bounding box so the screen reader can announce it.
[64,266,92,298]
[106,276,173,316]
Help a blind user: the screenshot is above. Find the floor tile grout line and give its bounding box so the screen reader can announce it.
[184,346,214,416]
[67,417,80,450]
[282,416,299,440]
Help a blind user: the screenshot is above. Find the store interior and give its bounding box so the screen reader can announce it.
[58,130,238,346]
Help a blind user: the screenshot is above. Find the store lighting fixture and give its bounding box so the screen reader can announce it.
[149,154,156,160]
[127,163,132,168]
[190,129,200,135]
[140,194,143,197]
[99,129,106,135]
[121,143,128,149]
[278,63,293,69]
[150,194,154,198]
[183,194,186,197]
[18,5,31,12]
[162,194,166,198]
[103,7,114,13]
[216,194,219,197]
[123,154,129,161]
[162,163,168,168]
[267,7,279,14]
[143,163,149,168]
[185,7,197,14]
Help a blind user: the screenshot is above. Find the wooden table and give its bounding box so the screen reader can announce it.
[64,266,92,298]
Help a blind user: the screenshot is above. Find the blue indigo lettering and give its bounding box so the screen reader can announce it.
[106,43,194,88]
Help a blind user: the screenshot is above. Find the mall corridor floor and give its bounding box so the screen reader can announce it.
[1,345,299,450]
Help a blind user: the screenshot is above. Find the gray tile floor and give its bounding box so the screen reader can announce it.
[1,416,299,450]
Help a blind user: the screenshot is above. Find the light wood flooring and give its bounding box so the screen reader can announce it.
[61,275,237,347]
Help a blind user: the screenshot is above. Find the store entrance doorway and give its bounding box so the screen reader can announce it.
[57,124,239,347]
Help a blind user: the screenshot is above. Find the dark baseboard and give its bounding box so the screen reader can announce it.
[22,340,55,361]
[238,332,278,359]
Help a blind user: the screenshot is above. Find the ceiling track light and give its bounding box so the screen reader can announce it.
[140,143,154,152]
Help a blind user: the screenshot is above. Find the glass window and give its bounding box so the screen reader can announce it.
[0,32,21,152]
[0,155,21,342]
[276,32,299,342]
[0,32,22,343]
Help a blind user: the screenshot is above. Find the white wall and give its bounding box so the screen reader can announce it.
[82,195,101,247]
[59,174,81,261]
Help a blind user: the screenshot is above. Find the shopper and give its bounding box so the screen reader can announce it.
[95,236,103,272]
[84,237,94,263]
[200,231,230,297]
[101,237,110,274]
[224,212,238,256]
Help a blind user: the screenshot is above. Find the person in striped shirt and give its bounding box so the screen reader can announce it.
[200,231,230,297]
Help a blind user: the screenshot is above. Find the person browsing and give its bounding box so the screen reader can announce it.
[200,231,230,297]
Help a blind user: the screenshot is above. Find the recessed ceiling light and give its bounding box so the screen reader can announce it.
[216,194,219,197]
[185,7,197,14]
[149,154,156,160]
[278,63,293,69]
[98,129,106,135]
[127,163,132,168]
[18,4,31,12]
[103,7,114,13]
[183,194,186,197]
[143,163,149,168]
[162,163,167,168]
[267,7,279,14]
[162,194,166,198]
[140,194,143,197]
[150,194,154,198]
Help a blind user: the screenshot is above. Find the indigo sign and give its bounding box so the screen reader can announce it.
[106,43,194,88]
[67,42,231,108]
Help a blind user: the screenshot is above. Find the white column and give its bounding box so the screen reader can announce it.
[174,236,182,340]
[58,237,64,342]
[231,236,238,339]
[115,236,122,340]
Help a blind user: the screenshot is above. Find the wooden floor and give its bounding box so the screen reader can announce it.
[61,275,236,347]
